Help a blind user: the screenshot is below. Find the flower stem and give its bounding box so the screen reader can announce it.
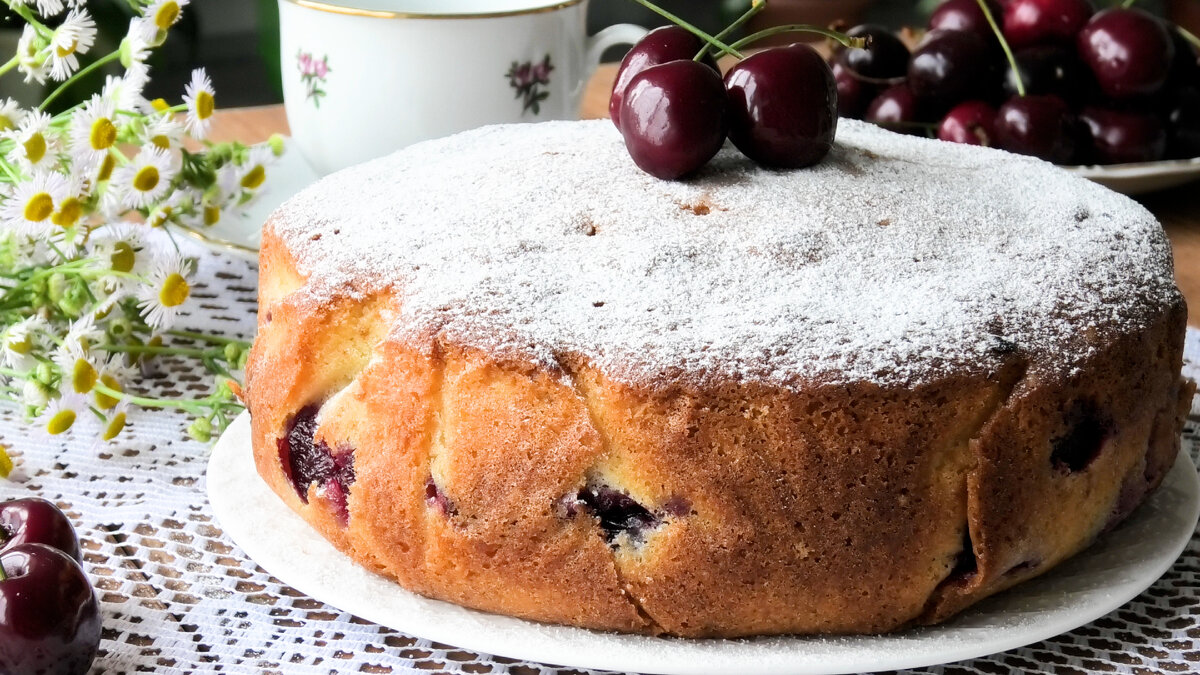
[1179,24,1200,52]
[975,0,1024,97]
[628,0,743,59]
[695,0,765,61]
[0,56,20,79]
[92,381,242,416]
[2,0,51,37]
[729,25,869,51]
[167,330,250,348]
[40,51,122,112]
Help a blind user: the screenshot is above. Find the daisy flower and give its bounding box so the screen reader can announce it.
[64,314,105,354]
[113,146,176,209]
[3,110,58,173]
[137,253,194,330]
[103,66,149,112]
[120,17,155,67]
[237,145,272,193]
[99,400,130,442]
[49,9,97,82]
[69,95,119,168]
[14,0,64,18]
[182,68,215,139]
[16,25,49,85]
[144,0,189,39]
[142,113,184,152]
[1,171,71,237]
[0,98,27,133]
[38,392,89,437]
[3,316,46,370]
[52,341,100,396]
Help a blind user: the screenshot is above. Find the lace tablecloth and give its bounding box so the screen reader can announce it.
[2,241,1199,675]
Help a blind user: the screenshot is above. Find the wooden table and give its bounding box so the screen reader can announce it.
[210,75,1200,328]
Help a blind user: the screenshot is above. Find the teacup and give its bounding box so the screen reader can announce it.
[278,0,648,175]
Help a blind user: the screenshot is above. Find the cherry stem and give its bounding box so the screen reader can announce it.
[0,562,6,582]
[628,0,744,59]
[695,0,765,61]
[975,0,1025,97]
[1120,0,1139,8]
[728,25,870,52]
[1178,24,1200,52]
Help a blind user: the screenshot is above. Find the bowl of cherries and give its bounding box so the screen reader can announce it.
[836,0,1200,194]
[0,497,101,675]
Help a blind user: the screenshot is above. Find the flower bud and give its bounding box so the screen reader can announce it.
[188,418,212,443]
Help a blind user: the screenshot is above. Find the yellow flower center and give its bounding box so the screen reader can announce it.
[133,165,160,193]
[97,154,116,182]
[151,134,171,150]
[150,98,169,113]
[8,335,33,355]
[72,358,98,394]
[56,39,78,58]
[0,444,12,479]
[24,193,54,222]
[159,273,190,308]
[102,412,127,441]
[52,197,83,228]
[111,241,135,273]
[204,205,220,226]
[195,91,214,121]
[95,374,122,410]
[90,118,117,151]
[47,409,76,435]
[154,2,180,30]
[0,115,14,132]
[240,165,265,190]
[23,133,46,164]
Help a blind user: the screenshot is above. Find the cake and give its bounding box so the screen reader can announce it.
[244,119,1192,637]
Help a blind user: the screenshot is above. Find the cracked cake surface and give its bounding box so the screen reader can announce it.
[245,119,1190,637]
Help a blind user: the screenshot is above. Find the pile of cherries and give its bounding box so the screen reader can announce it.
[611,24,853,179]
[836,0,1200,164]
[0,497,100,675]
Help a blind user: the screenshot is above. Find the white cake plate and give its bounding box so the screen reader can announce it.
[208,412,1200,675]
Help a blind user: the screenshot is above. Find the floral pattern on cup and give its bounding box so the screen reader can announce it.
[297,50,331,108]
[506,55,554,116]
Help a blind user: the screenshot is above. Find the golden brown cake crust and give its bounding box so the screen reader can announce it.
[245,121,1191,637]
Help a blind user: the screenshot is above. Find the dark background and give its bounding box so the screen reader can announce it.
[0,0,1183,110]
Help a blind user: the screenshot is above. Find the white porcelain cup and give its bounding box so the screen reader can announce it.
[278,0,647,175]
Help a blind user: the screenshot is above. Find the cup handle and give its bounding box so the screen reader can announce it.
[585,23,650,71]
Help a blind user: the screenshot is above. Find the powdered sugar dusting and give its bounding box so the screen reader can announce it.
[268,119,1180,389]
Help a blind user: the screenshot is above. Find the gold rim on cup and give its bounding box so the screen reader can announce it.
[282,0,586,20]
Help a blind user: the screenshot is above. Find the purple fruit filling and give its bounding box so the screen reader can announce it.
[1051,401,1112,474]
[425,478,457,517]
[575,484,661,544]
[277,405,356,523]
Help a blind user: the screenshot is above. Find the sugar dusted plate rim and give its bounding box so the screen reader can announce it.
[207,412,1199,675]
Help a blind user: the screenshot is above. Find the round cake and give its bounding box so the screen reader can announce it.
[244,119,1192,637]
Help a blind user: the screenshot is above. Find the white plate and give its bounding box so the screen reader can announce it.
[185,139,321,261]
[207,412,1200,675]
[1063,157,1200,196]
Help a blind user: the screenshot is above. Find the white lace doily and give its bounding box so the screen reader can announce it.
[1,240,1199,675]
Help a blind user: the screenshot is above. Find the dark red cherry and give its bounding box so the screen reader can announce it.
[908,29,997,109]
[1004,45,1090,104]
[0,544,101,675]
[725,44,837,168]
[1004,0,1094,49]
[930,0,1003,43]
[833,59,879,120]
[837,24,911,81]
[938,101,999,146]
[0,498,80,563]
[866,84,928,135]
[1165,86,1200,159]
[620,60,728,180]
[1079,107,1166,164]
[996,94,1079,163]
[609,26,719,130]
[1078,9,1174,99]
